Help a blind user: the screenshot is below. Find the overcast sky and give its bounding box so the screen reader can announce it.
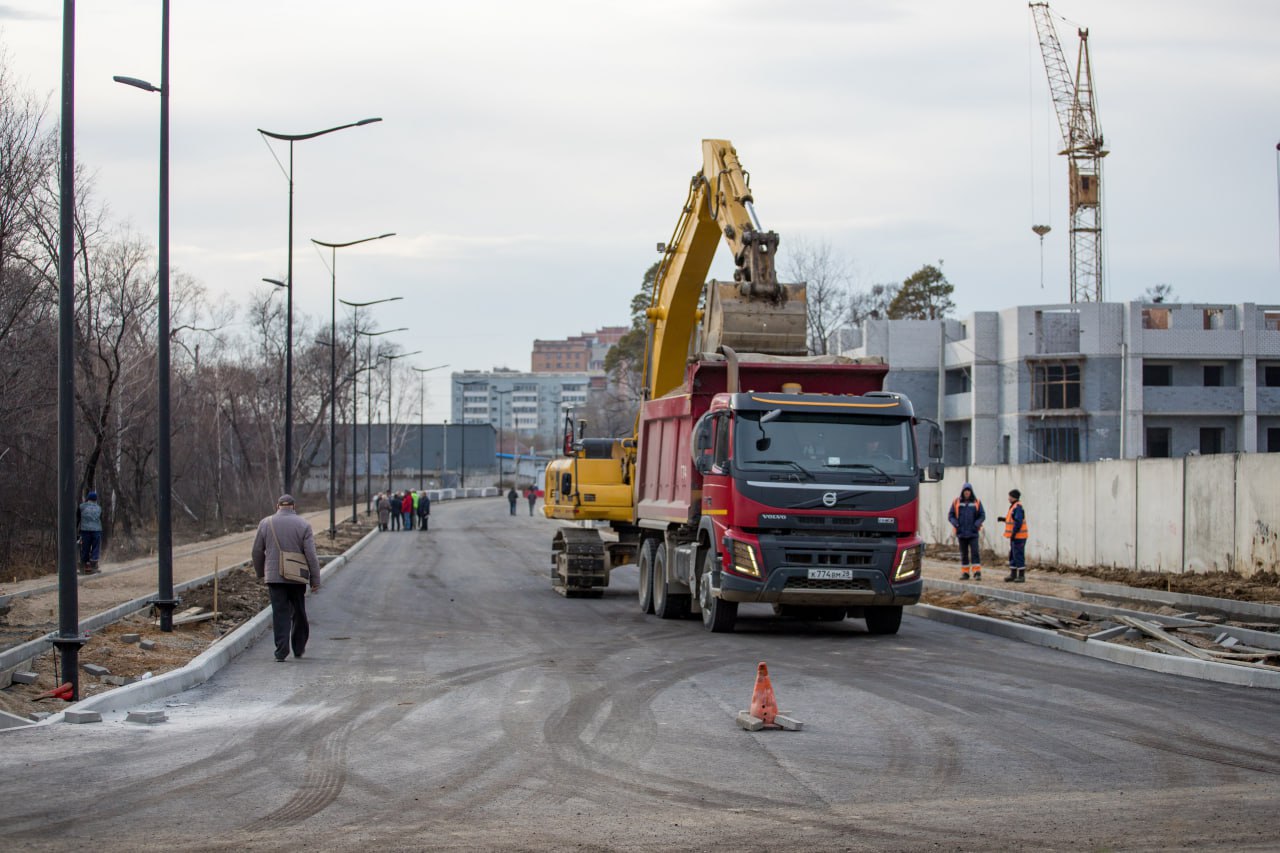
[3,0,1278,422]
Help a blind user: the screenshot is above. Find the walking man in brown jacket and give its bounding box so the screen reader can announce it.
[252,494,321,661]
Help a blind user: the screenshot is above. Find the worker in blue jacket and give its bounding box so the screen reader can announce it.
[947,483,986,581]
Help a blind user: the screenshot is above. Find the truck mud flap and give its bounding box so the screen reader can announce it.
[551,527,608,598]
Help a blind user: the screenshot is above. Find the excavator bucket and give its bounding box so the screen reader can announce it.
[701,280,808,356]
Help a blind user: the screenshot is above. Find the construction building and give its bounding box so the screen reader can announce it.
[830,301,1280,465]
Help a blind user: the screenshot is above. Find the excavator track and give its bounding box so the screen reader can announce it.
[550,527,608,597]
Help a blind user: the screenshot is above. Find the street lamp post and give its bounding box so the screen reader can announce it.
[412,364,450,489]
[112,0,177,632]
[357,327,407,512]
[380,350,421,492]
[494,388,512,489]
[340,301,402,523]
[312,233,395,539]
[258,116,382,495]
[53,0,87,699]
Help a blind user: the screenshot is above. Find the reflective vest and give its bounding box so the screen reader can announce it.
[1003,502,1028,539]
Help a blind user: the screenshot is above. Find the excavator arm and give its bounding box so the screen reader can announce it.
[644,139,806,401]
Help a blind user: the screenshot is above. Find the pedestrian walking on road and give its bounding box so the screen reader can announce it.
[390,492,402,531]
[401,490,414,530]
[947,483,985,581]
[251,494,321,662]
[376,492,391,531]
[998,489,1028,583]
[525,485,538,517]
[418,490,431,531]
[507,487,518,516]
[77,490,104,575]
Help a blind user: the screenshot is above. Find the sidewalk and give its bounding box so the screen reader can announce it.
[0,510,332,647]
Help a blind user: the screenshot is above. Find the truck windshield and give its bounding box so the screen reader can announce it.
[734,411,917,477]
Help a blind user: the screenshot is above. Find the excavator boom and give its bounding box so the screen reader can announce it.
[645,140,807,401]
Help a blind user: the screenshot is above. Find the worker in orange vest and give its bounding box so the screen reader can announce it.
[947,483,985,581]
[997,489,1028,583]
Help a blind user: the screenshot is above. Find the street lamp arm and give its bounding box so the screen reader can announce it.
[257,118,382,142]
[381,350,423,363]
[113,75,160,93]
[262,277,288,289]
[313,232,396,249]
[358,326,409,338]
[341,296,403,309]
[412,363,451,374]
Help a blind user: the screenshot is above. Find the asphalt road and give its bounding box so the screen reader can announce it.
[2,497,1278,851]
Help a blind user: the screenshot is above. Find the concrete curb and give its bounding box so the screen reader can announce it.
[0,558,265,677]
[11,525,381,729]
[907,603,1280,690]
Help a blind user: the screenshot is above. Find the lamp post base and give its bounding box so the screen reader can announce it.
[150,597,180,632]
[50,634,89,701]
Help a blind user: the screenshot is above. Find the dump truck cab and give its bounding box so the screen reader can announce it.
[692,390,933,628]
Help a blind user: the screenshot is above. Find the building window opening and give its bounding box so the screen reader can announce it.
[944,368,971,395]
[1203,308,1225,330]
[1203,364,1225,387]
[1030,361,1081,409]
[1199,427,1224,455]
[1142,308,1171,330]
[1146,427,1171,458]
[1264,365,1280,388]
[1030,426,1081,463]
[1268,428,1280,453]
[1143,363,1173,386]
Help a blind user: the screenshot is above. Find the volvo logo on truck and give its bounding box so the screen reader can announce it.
[822,492,837,507]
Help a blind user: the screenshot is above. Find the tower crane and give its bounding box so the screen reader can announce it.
[1030,2,1107,302]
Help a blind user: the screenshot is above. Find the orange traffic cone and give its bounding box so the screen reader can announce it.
[749,661,779,726]
[736,662,804,732]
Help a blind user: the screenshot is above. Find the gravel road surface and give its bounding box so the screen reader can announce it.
[1,498,1277,851]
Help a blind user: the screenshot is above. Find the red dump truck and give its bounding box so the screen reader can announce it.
[628,348,942,633]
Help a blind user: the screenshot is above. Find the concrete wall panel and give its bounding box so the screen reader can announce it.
[1055,463,1095,568]
[1015,463,1060,566]
[1092,459,1137,569]
[1136,459,1185,573]
[1236,454,1280,577]
[1183,454,1237,573]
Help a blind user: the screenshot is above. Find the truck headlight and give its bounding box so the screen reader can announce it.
[893,545,922,582]
[730,540,761,579]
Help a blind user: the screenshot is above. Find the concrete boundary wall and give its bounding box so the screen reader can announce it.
[922,454,1280,577]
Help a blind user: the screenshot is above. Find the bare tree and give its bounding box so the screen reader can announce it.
[782,238,852,355]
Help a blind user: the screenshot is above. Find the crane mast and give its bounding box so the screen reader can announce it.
[1030,2,1107,303]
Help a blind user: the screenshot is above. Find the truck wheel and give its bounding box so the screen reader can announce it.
[636,539,656,615]
[864,605,903,635]
[652,544,690,620]
[699,552,736,633]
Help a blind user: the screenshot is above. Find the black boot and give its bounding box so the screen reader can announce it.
[1015,568,1026,583]
[1003,570,1017,583]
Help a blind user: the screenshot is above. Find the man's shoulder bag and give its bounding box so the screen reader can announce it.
[268,518,311,584]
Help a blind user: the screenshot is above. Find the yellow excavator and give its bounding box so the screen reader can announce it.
[544,139,808,595]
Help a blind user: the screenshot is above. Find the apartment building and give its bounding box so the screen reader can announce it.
[451,369,607,448]
[832,301,1280,465]
[531,326,628,373]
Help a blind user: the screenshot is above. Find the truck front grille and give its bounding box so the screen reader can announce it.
[784,576,875,591]
[782,550,873,567]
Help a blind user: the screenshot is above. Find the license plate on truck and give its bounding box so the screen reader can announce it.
[807,569,852,581]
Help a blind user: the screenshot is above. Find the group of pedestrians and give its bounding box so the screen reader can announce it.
[375,489,431,532]
[947,483,1028,583]
[508,486,539,516]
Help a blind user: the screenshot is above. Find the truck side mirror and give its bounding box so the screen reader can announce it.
[691,413,715,475]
